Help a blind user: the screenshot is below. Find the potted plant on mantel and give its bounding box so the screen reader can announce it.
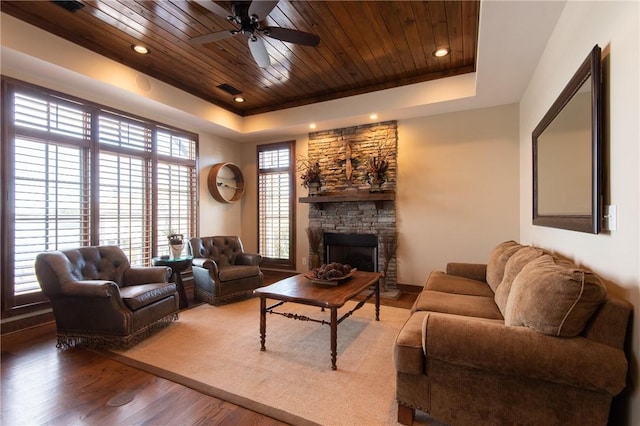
[364,137,393,192]
[166,230,184,259]
[297,156,322,196]
[364,155,389,193]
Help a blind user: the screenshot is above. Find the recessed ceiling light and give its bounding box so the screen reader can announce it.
[370,113,378,120]
[433,48,450,58]
[132,44,149,55]
[234,96,245,103]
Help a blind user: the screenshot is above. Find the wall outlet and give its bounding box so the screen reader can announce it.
[302,257,307,266]
[604,204,617,231]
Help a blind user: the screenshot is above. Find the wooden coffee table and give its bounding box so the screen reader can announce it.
[254,270,381,370]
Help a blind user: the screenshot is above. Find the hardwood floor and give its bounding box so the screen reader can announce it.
[1,324,286,426]
[1,273,418,425]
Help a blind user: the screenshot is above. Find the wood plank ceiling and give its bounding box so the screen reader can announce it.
[2,1,479,116]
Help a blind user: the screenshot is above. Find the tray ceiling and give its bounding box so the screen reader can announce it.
[1,1,479,116]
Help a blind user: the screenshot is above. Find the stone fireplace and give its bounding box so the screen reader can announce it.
[302,121,398,290]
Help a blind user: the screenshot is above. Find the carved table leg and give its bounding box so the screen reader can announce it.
[330,307,338,370]
[260,296,266,351]
[375,276,380,321]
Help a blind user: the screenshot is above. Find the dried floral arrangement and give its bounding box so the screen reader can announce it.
[364,137,394,183]
[305,227,323,255]
[297,156,322,188]
[380,233,398,291]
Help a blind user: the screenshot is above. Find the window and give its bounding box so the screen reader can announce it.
[257,141,295,269]
[1,78,197,314]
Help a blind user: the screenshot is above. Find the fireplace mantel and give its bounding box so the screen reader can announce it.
[299,191,395,210]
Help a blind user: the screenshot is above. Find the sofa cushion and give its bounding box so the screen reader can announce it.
[413,290,503,320]
[218,265,261,281]
[446,263,487,282]
[504,255,607,336]
[494,246,546,315]
[120,283,177,311]
[486,240,523,291]
[425,271,494,297]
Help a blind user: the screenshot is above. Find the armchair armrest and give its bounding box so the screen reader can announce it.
[446,262,487,282]
[423,313,628,395]
[124,266,171,286]
[236,253,262,266]
[61,280,119,298]
[192,258,220,275]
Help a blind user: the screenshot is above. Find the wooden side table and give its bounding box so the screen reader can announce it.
[152,256,193,309]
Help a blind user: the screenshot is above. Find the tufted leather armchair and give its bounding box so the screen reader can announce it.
[188,236,264,305]
[35,245,179,349]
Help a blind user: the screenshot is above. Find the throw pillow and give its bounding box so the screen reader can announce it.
[504,255,607,337]
[486,240,523,291]
[494,246,546,316]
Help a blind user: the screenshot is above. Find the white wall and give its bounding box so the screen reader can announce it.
[198,135,244,238]
[519,1,640,423]
[397,104,520,285]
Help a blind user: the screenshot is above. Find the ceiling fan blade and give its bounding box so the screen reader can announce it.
[248,37,270,68]
[189,30,237,45]
[248,0,279,20]
[192,0,231,19]
[263,27,320,47]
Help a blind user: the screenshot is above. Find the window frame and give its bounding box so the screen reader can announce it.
[256,141,296,270]
[1,77,198,317]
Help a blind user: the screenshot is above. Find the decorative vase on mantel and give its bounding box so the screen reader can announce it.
[368,177,384,193]
[308,181,321,196]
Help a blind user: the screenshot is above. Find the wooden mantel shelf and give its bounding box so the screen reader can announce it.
[299,191,395,210]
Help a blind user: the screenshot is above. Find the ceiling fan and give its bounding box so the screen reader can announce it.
[190,0,320,68]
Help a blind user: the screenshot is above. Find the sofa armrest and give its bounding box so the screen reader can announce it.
[446,263,487,282]
[423,313,628,395]
[124,266,171,286]
[192,258,219,275]
[61,280,119,298]
[235,253,262,266]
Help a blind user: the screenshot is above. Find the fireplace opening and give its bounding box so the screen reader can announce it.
[323,233,378,272]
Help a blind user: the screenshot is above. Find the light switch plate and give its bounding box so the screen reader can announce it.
[604,204,617,231]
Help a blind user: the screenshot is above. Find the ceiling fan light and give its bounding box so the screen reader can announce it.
[433,48,450,58]
[132,44,149,55]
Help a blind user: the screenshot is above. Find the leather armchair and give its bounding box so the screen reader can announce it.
[188,236,264,305]
[35,245,179,349]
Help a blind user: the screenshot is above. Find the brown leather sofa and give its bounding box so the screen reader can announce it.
[35,245,180,349]
[393,241,632,425]
[188,236,264,305]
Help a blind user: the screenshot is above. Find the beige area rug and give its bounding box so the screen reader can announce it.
[106,297,412,425]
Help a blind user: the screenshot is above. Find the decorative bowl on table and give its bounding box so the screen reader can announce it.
[304,263,356,286]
